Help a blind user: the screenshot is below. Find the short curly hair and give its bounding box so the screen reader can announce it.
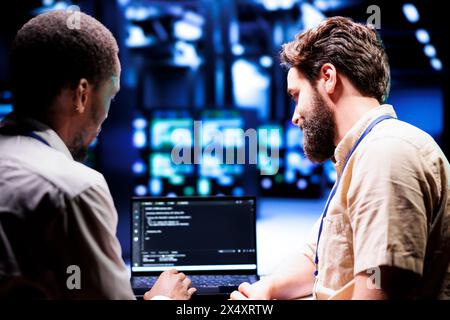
[10,10,119,116]
[280,16,390,103]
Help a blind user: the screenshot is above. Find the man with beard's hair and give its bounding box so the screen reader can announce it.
[231,16,450,300]
[0,11,196,299]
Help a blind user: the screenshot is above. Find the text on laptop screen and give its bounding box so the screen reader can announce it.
[131,197,256,272]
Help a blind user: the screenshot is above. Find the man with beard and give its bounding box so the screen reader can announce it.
[0,11,196,299]
[231,16,450,300]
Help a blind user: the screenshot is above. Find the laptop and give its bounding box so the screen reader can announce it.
[130,196,259,298]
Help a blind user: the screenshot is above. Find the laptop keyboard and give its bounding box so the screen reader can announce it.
[133,274,257,289]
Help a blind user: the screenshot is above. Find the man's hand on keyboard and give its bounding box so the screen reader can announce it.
[230,280,272,300]
[143,269,197,300]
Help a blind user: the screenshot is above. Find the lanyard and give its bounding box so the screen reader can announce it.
[0,126,51,147]
[314,114,395,277]
[26,132,51,147]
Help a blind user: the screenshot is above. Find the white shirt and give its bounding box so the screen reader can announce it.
[0,115,135,299]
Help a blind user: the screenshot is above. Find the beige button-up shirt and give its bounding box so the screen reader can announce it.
[301,104,450,299]
[0,115,135,299]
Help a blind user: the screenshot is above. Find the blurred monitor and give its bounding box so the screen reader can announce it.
[286,123,303,150]
[145,110,196,197]
[258,124,283,149]
[0,103,12,121]
[151,119,193,149]
[150,152,193,181]
[0,89,13,121]
[323,160,337,185]
[150,111,193,150]
[199,110,245,178]
[257,124,283,175]
[198,110,246,195]
[201,114,244,148]
[285,150,317,176]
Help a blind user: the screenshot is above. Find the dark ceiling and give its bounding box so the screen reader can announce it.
[1,0,448,87]
[315,0,448,84]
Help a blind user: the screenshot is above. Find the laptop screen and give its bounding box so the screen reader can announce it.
[131,196,257,273]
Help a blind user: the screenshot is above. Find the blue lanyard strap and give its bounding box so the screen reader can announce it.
[26,132,51,147]
[0,126,51,147]
[314,114,395,277]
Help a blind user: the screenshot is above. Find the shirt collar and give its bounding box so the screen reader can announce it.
[2,114,74,160]
[333,104,397,176]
